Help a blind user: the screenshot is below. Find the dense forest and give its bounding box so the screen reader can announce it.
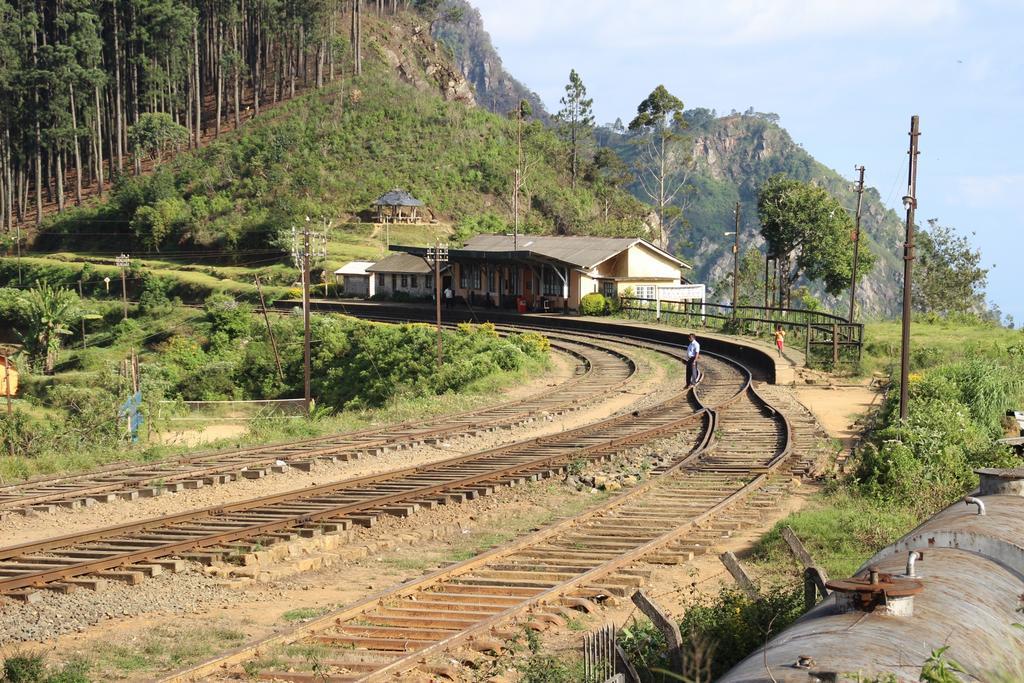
[0,0,446,231]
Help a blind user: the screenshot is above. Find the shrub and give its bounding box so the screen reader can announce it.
[509,332,550,358]
[619,584,803,682]
[579,292,607,316]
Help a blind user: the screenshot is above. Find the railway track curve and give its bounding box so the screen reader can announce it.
[162,344,796,682]
[0,331,714,598]
[0,336,635,516]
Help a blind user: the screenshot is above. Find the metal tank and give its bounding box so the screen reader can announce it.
[718,468,1024,682]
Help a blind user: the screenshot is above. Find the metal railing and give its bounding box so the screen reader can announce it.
[618,297,863,369]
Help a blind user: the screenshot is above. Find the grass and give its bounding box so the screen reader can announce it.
[751,488,920,580]
[280,606,330,622]
[85,625,247,678]
[861,316,1023,377]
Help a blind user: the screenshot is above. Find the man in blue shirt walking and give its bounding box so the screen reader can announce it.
[686,333,700,387]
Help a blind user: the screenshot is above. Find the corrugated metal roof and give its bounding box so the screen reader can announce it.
[460,235,688,269]
[334,261,375,275]
[365,253,432,274]
[372,189,424,207]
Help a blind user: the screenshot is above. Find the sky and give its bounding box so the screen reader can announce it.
[471,0,1024,323]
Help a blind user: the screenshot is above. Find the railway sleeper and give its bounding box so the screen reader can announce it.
[308,634,433,651]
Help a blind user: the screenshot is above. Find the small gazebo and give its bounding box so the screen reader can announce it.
[372,188,425,224]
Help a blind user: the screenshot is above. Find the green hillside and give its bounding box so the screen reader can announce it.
[23,10,645,293]
[600,112,905,317]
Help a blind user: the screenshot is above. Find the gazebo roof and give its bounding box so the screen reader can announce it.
[372,188,424,207]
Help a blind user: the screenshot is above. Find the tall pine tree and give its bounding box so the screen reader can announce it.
[554,69,594,189]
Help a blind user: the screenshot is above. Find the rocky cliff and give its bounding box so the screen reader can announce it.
[432,1,550,120]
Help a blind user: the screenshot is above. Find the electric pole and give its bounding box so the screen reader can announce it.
[78,279,86,349]
[115,253,130,320]
[292,218,329,414]
[724,202,740,317]
[427,242,448,366]
[899,116,920,422]
[4,353,11,416]
[849,165,866,322]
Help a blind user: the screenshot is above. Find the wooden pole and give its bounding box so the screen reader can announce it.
[254,275,284,381]
[78,280,86,349]
[4,354,11,415]
[899,116,921,422]
[302,228,312,413]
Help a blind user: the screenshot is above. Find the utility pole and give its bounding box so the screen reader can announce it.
[4,353,11,416]
[15,224,21,284]
[292,218,329,414]
[115,253,130,320]
[78,279,86,349]
[427,242,448,366]
[254,275,284,381]
[763,253,770,310]
[899,116,921,422]
[849,165,866,322]
[724,202,740,317]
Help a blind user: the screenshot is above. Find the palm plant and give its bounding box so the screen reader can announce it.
[20,282,81,375]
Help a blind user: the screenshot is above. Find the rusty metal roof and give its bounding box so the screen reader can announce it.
[372,189,424,207]
[365,253,432,274]
[458,234,689,270]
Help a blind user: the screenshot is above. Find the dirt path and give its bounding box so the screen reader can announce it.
[792,382,881,454]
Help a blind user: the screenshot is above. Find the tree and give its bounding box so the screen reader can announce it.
[712,247,764,306]
[554,69,594,188]
[415,0,464,32]
[588,147,632,223]
[20,282,81,375]
[757,174,874,307]
[510,99,533,240]
[128,113,189,164]
[913,219,989,315]
[628,85,694,249]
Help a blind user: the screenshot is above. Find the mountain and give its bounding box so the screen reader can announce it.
[651,111,905,317]
[432,1,550,121]
[433,8,905,318]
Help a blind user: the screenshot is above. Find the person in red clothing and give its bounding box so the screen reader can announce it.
[774,326,786,357]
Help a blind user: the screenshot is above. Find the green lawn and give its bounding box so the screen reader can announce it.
[862,316,1023,376]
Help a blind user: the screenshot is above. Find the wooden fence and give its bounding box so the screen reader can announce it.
[618,297,863,369]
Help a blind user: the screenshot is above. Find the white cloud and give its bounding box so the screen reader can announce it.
[472,0,959,48]
[956,174,1024,208]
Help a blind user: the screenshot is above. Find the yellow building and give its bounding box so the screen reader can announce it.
[390,235,693,311]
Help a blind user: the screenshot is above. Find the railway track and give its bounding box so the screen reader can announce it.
[164,348,793,682]
[0,344,710,598]
[0,337,637,517]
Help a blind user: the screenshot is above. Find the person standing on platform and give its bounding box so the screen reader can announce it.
[686,333,701,387]
[444,286,453,309]
[774,326,786,357]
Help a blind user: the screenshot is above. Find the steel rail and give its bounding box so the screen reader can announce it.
[0,336,637,512]
[163,349,792,683]
[0,364,711,592]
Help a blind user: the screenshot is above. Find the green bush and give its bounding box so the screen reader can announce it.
[618,584,803,682]
[516,655,584,683]
[1,653,88,683]
[852,357,1024,515]
[579,292,607,316]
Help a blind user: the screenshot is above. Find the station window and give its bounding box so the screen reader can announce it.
[410,275,418,288]
[401,274,408,288]
[542,268,562,296]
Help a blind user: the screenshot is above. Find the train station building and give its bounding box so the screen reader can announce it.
[376,234,693,311]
